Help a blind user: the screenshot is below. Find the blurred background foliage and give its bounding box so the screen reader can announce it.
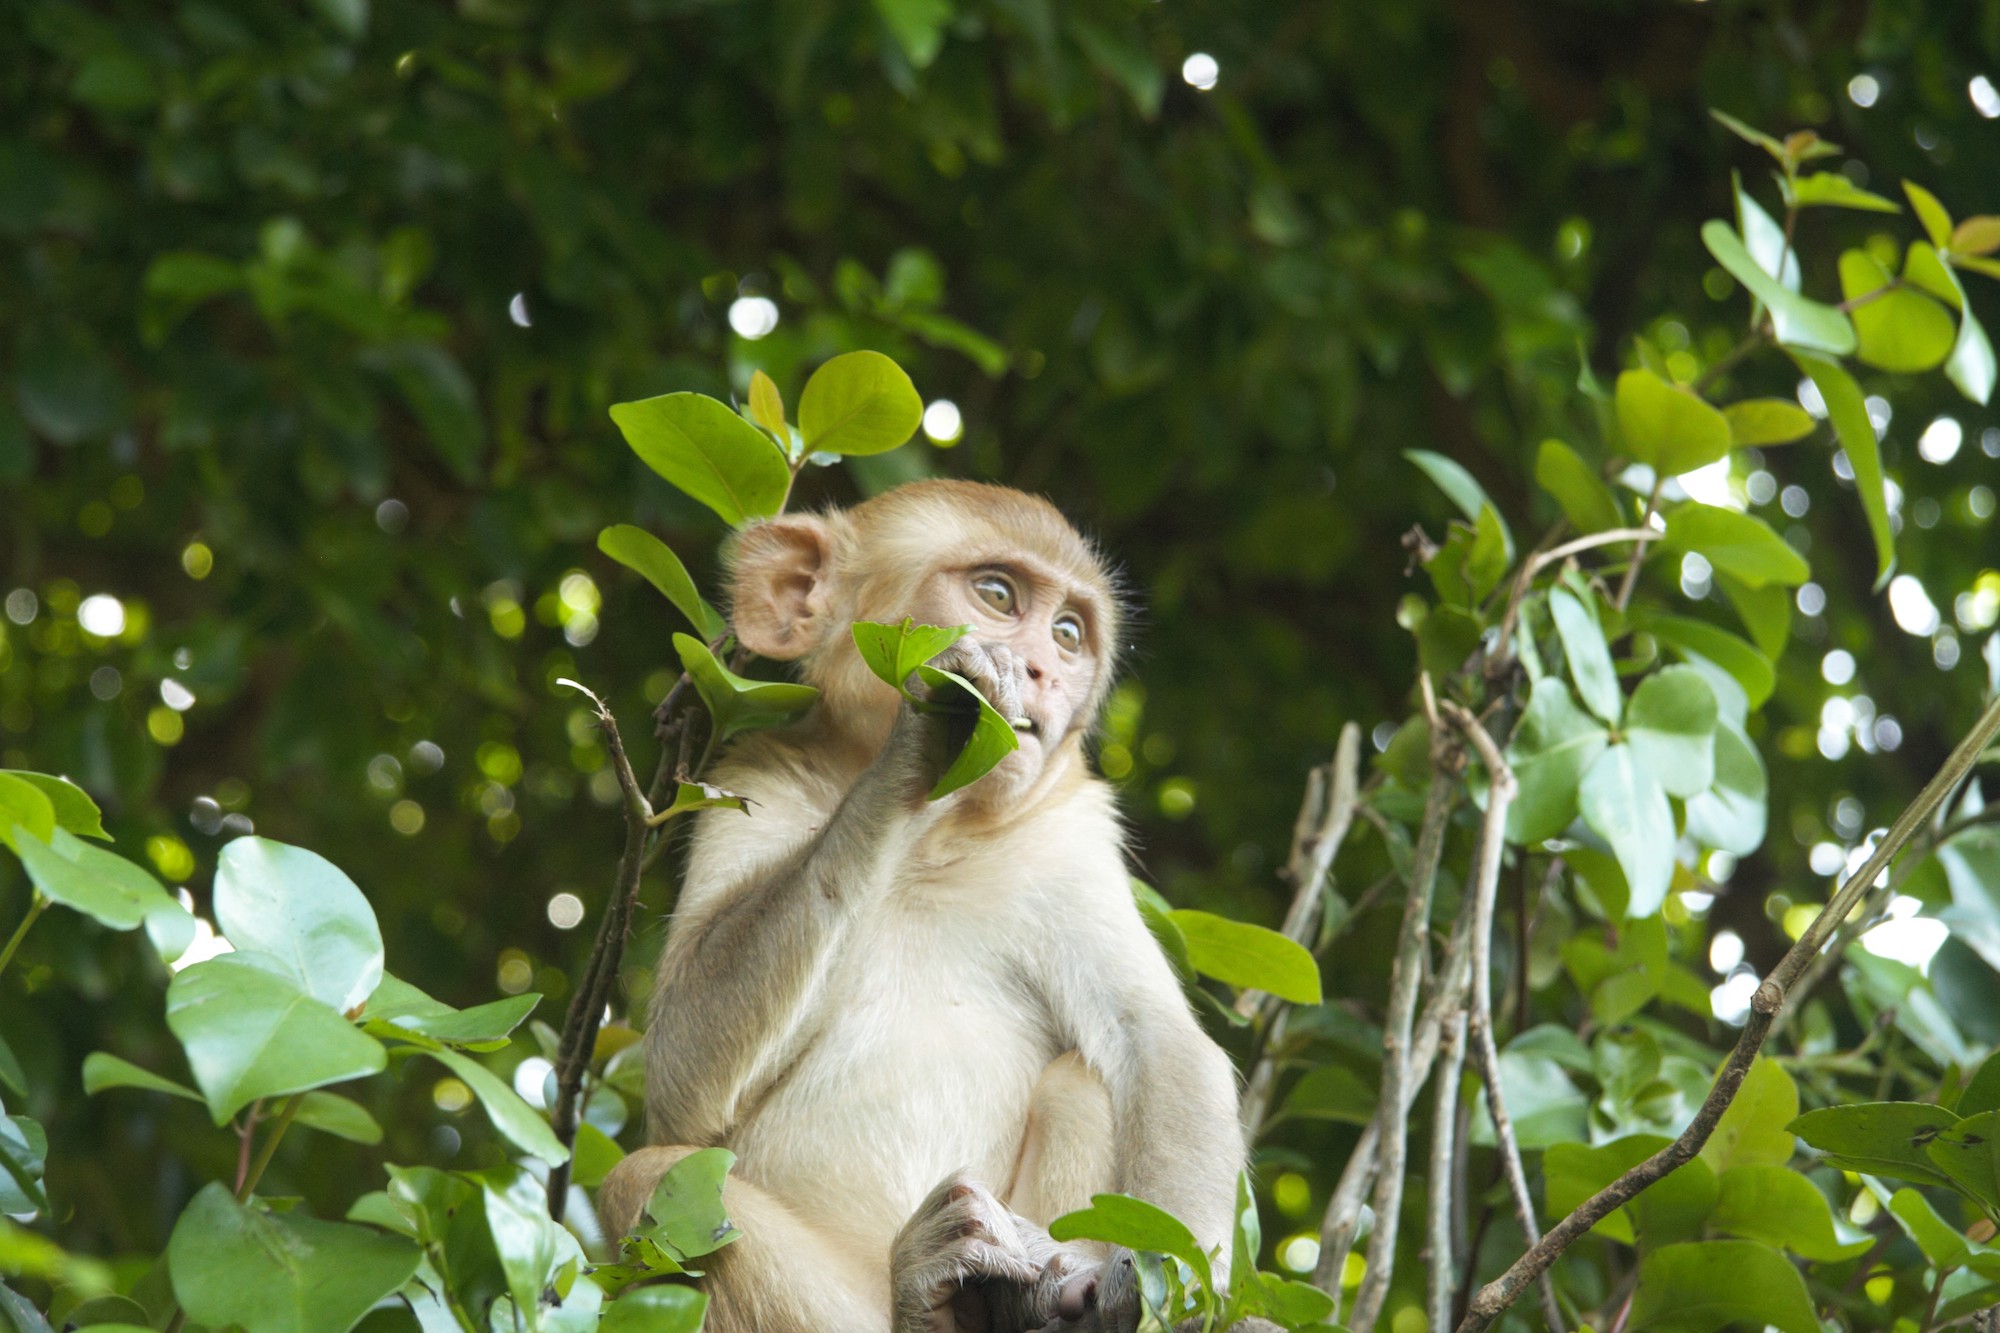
[4,0,2000,1276]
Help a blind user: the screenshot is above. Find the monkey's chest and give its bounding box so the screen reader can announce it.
[733,909,1055,1247]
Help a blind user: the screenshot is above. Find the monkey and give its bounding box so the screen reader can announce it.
[597,480,1244,1333]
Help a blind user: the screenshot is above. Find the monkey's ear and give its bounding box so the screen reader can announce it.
[729,516,835,661]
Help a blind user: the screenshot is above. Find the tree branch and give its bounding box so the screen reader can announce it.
[1442,700,1563,1332]
[1427,1011,1468,1333]
[1457,692,2000,1333]
[545,681,657,1219]
[1239,724,1364,1134]
[1352,682,1459,1329]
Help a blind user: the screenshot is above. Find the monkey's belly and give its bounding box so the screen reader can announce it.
[729,981,1053,1254]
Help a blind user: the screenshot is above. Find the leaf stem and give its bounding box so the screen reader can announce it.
[1613,479,1665,612]
[239,1094,303,1199]
[0,894,47,979]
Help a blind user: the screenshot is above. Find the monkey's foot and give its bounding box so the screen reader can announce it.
[891,1174,1042,1333]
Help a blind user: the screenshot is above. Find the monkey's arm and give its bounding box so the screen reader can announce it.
[1047,858,1244,1277]
[644,727,934,1145]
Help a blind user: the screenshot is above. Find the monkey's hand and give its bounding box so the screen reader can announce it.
[890,1175,1044,1333]
[884,640,1031,798]
[1025,1248,1141,1333]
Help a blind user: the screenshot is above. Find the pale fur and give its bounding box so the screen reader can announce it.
[599,482,1241,1333]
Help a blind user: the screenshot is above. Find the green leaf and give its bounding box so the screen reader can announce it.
[1535,439,1625,533]
[0,773,56,854]
[480,1165,580,1329]
[11,828,183,931]
[1470,1052,1590,1149]
[1789,350,1894,588]
[1613,369,1733,476]
[0,772,107,839]
[0,1116,47,1216]
[1905,180,1955,249]
[1715,572,1791,662]
[1709,1164,1869,1260]
[640,1148,743,1263]
[851,618,972,693]
[1700,1057,1797,1172]
[1663,503,1808,588]
[1709,110,1786,161]
[651,781,750,822]
[1927,1108,2000,1214]
[1503,676,1609,844]
[1165,910,1321,1004]
[165,954,388,1123]
[1906,242,1997,405]
[1838,248,1955,373]
[81,1053,201,1103]
[1721,399,1815,446]
[1683,721,1768,857]
[1787,172,1900,213]
[1549,586,1622,726]
[1276,1065,1377,1126]
[1578,744,1674,918]
[797,351,923,457]
[1545,1134,1717,1247]
[674,633,820,742]
[362,973,538,1049]
[292,1091,383,1145]
[609,392,792,526]
[1628,1239,1818,1333]
[1888,1187,2000,1272]
[1634,611,1775,710]
[1963,1047,2000,1117]
[0,1033,22,1098]
[600,1284,709,1333]
[870,0,953,68]
[1622,666,1719,799]
[911,663,1021,800]
[1051,1194,1212,1297]
[1789,1101,1959,1187]
[572,1122,625,1189]
[423,1048,569,1165]
[1405,449,1514,560]
[1702,220,1856,355]
[215,836,385,1015]
[597,526,729,642]
[167,1183,419,1333]
[747,368,787,442]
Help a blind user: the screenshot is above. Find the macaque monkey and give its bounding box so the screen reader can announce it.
[598,481,1244,1332]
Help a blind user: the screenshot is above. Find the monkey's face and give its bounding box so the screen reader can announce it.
[727,481,1122,801]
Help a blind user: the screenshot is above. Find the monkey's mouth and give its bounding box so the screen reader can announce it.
[1010,717,1038,736]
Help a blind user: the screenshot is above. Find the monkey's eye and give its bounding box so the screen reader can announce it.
[1052,612,1084,652]
[972,574,1017,614]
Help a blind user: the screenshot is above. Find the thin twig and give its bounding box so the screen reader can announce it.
[1239,725,1364,1132]
[0,895,46,979]
[546,682,656,1219]
[239,1095,303,1199]
[1427,1012,1468,1333]
[1457,693,2000,1333]
[1613,480,1665,612]
[1442,700,1563,1332]
[1491,528,1656,676]
[1353,684,1458,1330]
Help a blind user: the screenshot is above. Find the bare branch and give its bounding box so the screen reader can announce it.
[1427,1011,1468,1333]
[1314,885,1476,1296]
[545,685,658,1219]
[1442,701,1562,1332]
[1351,704,1458,1330]
[1239,724,1365,1131]
[1458,692,2000,1333]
